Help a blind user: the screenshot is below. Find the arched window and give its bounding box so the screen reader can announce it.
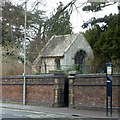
[55,58,61,70]
[74,50,86,72]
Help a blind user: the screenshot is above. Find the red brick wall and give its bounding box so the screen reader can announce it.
[74,86,106,107]
[26,85,54,106]
[2,74,120,110]
[2,85,23,102]
[69,74,120,111]
[2,74,65,107]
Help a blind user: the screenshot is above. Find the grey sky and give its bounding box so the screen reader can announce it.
[11,0,118,33]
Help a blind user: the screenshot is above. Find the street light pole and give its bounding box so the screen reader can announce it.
[23,0,27,105]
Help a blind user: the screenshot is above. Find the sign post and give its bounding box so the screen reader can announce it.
[105,63,113,117]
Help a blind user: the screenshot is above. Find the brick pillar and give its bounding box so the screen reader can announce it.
[68,71,76,108]
[54,78,59,106]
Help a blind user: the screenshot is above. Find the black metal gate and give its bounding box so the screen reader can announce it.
[64,77,69,107]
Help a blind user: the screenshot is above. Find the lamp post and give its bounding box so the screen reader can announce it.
[23,0,27,105]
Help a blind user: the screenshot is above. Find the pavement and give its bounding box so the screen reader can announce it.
[0,103,120,119]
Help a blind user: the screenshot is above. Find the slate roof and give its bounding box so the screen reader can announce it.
[40,33,79,57]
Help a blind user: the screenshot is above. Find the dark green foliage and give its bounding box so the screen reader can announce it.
[82,1,119,65]
[82,2,104,12]
[2,2,46,63]
[82,2,116,12]
[84,14,120,64]
[45,2,73,38]
[2,2,25,47]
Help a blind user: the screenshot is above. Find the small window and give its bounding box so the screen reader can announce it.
[55,58,61,70]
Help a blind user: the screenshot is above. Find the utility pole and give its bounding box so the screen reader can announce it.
[23,0,27,105]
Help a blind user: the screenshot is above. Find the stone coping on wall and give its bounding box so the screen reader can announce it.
[73,73,120,86]
[1,73,65,79]
[75,73,120,78]
[1,73,120,79]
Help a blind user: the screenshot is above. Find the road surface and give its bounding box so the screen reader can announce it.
[1,107,81,119]
[1,108,119,120]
